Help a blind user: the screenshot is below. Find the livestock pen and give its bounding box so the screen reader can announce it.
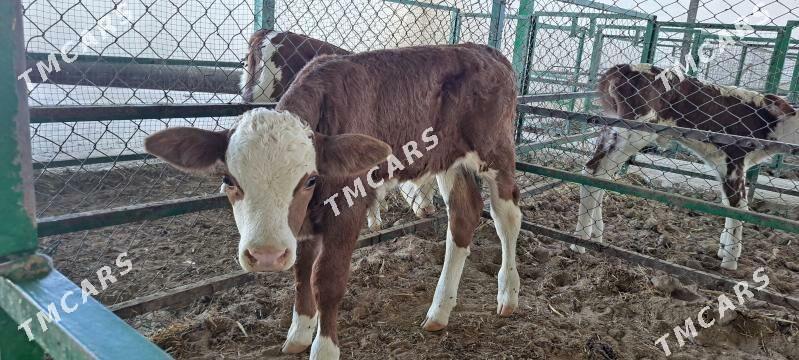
[1,0,798,358]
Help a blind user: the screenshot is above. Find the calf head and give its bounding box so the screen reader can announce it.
[145,108,391,272]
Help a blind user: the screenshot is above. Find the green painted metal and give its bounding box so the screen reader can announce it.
[688,31,704,76]
[384,0,458,12]
[734,45,748,86]
[0,271,172,359]
[0,308,44,359]
[510,0,533,90]
[516,162,799,234]
[27,52,241,69]
[516,131,599,154]
[0,0,36,258]
[449,9,461,44]
[566,28,587,131]
[790,49,799,103]
[661,21,783,32]
[534,11,644,20]
[556,0,653,20]
[514,16,538,143]
[487,0,507,49]
[639,18,658,63]
[765,22,796,94]
[37,194,228,237]
[254,0,276,30]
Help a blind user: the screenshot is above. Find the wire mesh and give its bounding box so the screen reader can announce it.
[19,0,799,313]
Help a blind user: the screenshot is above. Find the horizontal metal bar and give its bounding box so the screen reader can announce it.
[528,77,589,88]
[516,162,799,233]
[37,194,228,237]
[33,153,153,170]
[555,0,653,20]
[535,11,648,20]
[0,269,171,358]
[29,103,274,123]
[516,131,600,153]
[518,105,799,154]
[501,217,799,311]
[660,21,782,32]
[26,58,241,94]
[27,52,241,69]
[383,0,457,12]
[110,215,447,318]
[461,12,525,20]
[518,91,597,103]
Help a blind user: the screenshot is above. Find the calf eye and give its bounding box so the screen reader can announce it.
[304,175,318,189]
[222,175,233,186]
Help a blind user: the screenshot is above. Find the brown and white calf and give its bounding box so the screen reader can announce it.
[241,29,437,229]
[147,43,522,359]
[574,63,799,270]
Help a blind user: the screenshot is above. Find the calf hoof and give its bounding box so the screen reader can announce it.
[421,318,447,332]
[368,221,382,232]
[720,260,738,271]
[414,204,436,218]
[497,303,516,317]
[282,340,311,354]
[717,247,726,259]
[310,336,340,360]
[569,244,587,253]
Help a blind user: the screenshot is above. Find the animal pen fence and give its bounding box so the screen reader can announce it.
[1,0,798,357]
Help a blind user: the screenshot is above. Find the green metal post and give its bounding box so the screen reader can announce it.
[749,21,796,202]
[584,27,604,113]
[487,0,507,49]
[566,28,587,134]
[0,0,36,260]
[688,31,704,76]
[449,9,461,44]
[639,17,658,63]
[789,49,799,102]
[0,308,44,360]
[511,0,535,91]
[734,45,748,86]
[515,16,538,144]
[254,0,276,30]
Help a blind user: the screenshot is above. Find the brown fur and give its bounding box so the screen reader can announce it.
[277,43,519,344]
[242,30,350,103]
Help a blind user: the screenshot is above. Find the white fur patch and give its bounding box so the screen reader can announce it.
[227,109,315,271]
[310,334,339,360]
[425,227,469,326]
[241,31,282,103]
[709,84,765,107]
[630,63,655,75]
[283,308,318,353]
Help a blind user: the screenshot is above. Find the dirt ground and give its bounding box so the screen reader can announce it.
[37,165,799,359]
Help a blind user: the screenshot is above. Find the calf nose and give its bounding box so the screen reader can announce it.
[245,247,290,272]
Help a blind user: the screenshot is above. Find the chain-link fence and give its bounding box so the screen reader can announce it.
[20,0,799,339]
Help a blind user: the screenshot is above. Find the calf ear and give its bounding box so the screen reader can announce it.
[314,133,392,177]
[144,127,230,174]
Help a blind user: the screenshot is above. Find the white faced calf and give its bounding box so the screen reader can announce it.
[240,29,437,230]
[147,43,522,359]
[574,63,799,270]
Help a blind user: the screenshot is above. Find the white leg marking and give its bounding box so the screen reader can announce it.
[282,308,318,354]
[309,332,339,360]
[422,171,468,331]
[366,200,382,231]
[399,178,437,218]
[486,177,521,317]
[573,129,655,253]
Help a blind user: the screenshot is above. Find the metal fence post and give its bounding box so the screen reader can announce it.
[515,16,538,144]
[487,0,507,49]
[748,21,796,202]
[254,0,276,30]
[511,0,535,92]
[449,9,461,44]
[639,17,658,63]
[733,45,748,86]
[0,1,45,357]
[790,49,799,102]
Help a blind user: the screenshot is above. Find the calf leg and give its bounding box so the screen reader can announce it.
[718,161,747,270]
[366,188,386,231]
[484,169,522,317]
[422,166,482,331]
[399,179,437,218]
[309,222,360,360]
[283,236,321,354]
[573,129,656,253]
